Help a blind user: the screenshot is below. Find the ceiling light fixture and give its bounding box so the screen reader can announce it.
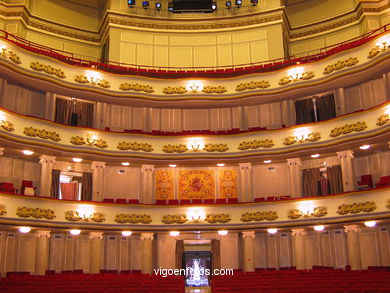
[72,158,83,163]
[364,220,376,228]
[267,228,278,234]
[22,150,34,155]
[359,145,371,150]
[70,229,81,236]
[122,231,132,237]
[264,160,272,164]
[311,154,320,158]
[314,225,325,231]
[217,163,225,167]
[169,164,177,168]
[121,162,130,166]
[170,231,180,237]
[218,230,228,236]
[19,226,31,233]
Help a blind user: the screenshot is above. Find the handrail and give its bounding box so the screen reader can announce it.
[0,24,389,78]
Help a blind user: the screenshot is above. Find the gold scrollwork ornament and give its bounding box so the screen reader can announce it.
[0,204,7,216]
[114,213,152,224]
[0,120,14,132]
[162,214,188,224]
[205,214,231,224]
[16,207,56,220]
[240,211,278,222]
[117,141,153,152]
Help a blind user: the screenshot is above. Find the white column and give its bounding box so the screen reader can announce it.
[337,150,356,192]
[334,88,346,116]
[287,158,302,197]
[238,163,253,202]
[39,155,56,197]
[242,231,255,272]
[91,161,105,202]
[141,165,155,204]
[35,230,51,275]
[383,73,390,100]
[141,233,154,274]
[89,232,104,274]
[344,225,362,270]
[238,106,248,131]
[291,229,306,270]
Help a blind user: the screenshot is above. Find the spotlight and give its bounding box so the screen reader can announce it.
[225,1,232,8]
[142,0,149,8]
[127,0,135,6]
[122,231,132,237]
[250,0,258,5]
[211,2,217,10]
[19,226,31,233]
[155,1,161,9]
[235,0,242,7]
[168,2,174,12]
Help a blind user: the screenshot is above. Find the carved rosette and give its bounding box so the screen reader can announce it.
[337,201,376,215]
[16,207,56,220]
[30,62,66,78]
[203,143,229,152]
[205,214,231,224]
[329,121,367,137]
[238,139,274,150]
[0,120,14,132]
[323,57,359,75]
[23,127,61,142]
[162,214,188,224]
[163,86,187,94]
[0,204,7,216]
[202,85,227,94]
[376,114,390,126]
[119,83,154,93]
[235,80,270,92]
[240,211,278,222]
[117,141,153,152]
[114,214,152,224]
[162,144,188,153]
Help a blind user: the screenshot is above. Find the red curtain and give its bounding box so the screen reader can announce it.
[61,183,78,200]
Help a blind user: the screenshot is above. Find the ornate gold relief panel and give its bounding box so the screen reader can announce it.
[178,170,215,199]
[156,170,175,200]
[219,169,238,199]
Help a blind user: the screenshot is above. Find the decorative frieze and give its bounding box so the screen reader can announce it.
[30,62,65,78]
[0,120,14,132]
[23,127,61,142]
[119,83,154,93]
[329,121,367,137]
[287,207,327,220]
[70,136,108,149]
[376,114,389,126]
[162,214,188,224]
[337,201,376,215]
[162,144,188,153]
[238,139,274,150]
[235,80,270,92]
[283,132,321,145]
[240,211,278,222]
[16,207,56,220]
[203,143,229,152]
[202,85,227,94]
[74,75,110,88]
[163,86,187,94]
[368,41,389,59]
[117,141,153,152]
[114,213,152,224]
[279,71,315,86]
[323,57,359,75]
[1,48,21,64]
[205,214,231,224]
[0,204,7,216]
[65,211,105,223]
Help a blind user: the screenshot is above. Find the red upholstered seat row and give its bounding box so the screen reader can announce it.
[103,198,139,204]
[156,198,238,205]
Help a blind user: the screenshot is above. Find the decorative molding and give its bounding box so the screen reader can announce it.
[368,42,389,59]
[114,214,152,224]
[202,85,227,94]
[376,114,390,126]
[238,139,274,150]
[70,136,86,145]
[36,231,51,239]
[240,211,278,222]
[163,86,187,94]
[16,206,56,220]
[323,57,359,75]
[291,228,305,237]
[0,120,14,132]
[279,71,315,86]
[117,141,153,152]
[344,225,361,233]
[140,232,154,241]
[89,232,104,240]
[283,132,321,145]
[162,144,188,153]
[70,136,108,149]
[93,139,108,149]
[119,83,154,93]
[161,214,188,224]
[64,211,105,223]
[287,207,327,219]
[329,121,367,137]
[203,143,229,152]
[242,231,256,239]
[337,201,376,215]
[74,75,110,88]
[205,213,231,224]
[30,62,65,78]
[1,48,21,64]
[235,80,270,92]
[23,127,61,142]
[0,204,7,216]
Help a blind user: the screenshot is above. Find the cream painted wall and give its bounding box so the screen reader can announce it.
[102,166,140,200]
[354,151,390,185]
[253,163,291,198]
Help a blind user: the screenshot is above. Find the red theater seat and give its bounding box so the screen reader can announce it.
[20,180,36,195]
[358,174,373,188]
[127,199,139,204]
[103,198,115,203]
[376,175,390,188]
[255,197,266,202]
[115,199,127,204]
[0,182,17,193]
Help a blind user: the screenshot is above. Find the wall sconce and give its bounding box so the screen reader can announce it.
[187,138,205,152]
[85,70,102,85]
[86,133,98,146]
[368,37,390,58]
[187,207,206,223]
[288,203,327,220]
[376,39,389,52]
[186,80,203,93]
[287,66,304,81]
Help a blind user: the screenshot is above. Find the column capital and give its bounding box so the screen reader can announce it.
[141,232,154,240]
[344,225,361,233]
[39,155,56,164]
[36,230,51,239]
[89,232,104,240]
[141,165,154,173]
[287,158,301,167]
[91,161,106,169]
[337,150,354,159]
[291,229,305,236]
[239,162,252,170]
[0,147,4,156]
[242,231,256,239]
